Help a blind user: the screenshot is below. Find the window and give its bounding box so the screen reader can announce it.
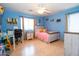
[68,12,79,32]
[21,17,34,31]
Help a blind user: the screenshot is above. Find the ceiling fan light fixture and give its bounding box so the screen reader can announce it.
[37,7,46,14]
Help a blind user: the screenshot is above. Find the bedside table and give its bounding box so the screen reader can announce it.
[27,32,34,40]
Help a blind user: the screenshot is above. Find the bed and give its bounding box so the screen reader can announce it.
[35,31,60,43]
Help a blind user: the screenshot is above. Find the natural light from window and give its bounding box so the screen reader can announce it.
[68,12,79,32]
[21,17,34,31]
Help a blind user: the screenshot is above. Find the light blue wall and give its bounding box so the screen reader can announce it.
[0,12,3,26]
[36,16,44,26]
[2,5,79,40]
[0,15,2,25]
[2,7,43,32]
[43,6,79,40]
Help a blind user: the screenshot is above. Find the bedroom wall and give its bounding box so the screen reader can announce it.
[36,16,44,26]
[2,7,43,32]
[2,5,79,40]
[0,15,2,25]
[0,15,3,32]
[43,6,79,40]
[0,9,4,32]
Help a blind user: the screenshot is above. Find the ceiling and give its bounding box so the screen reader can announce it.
[0,3,79,16]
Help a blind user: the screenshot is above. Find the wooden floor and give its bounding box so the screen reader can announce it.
[11,39,64,56]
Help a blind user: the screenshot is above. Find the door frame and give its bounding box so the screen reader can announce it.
[65,14,68,32]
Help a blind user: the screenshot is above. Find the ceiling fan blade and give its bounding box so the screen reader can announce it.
[45,9,51,11]
[43,12,50,15]
[44,11,50,14]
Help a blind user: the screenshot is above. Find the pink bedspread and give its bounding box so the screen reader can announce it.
[35,31,49,42]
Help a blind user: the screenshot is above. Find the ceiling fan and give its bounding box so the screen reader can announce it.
[28,8,51,15]
[26,4,52,15]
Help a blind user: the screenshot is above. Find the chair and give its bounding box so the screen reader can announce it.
[14,29,22,45]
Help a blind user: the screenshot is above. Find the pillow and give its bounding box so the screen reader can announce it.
[43,29,46,32]
[39,28,47,32]
[39,28,43,32]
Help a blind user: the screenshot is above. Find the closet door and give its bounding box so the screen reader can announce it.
[64,33,79,56]
[64,33,72,56]
[71,34,79,56]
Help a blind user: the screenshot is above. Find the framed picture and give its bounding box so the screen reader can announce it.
[7,18,17,24]
[50,19,54,22]
[7,18,12,24]
[56,19,61,22]
[12,18,17,24]
[46,18,49,21]
[39,19,41,23]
